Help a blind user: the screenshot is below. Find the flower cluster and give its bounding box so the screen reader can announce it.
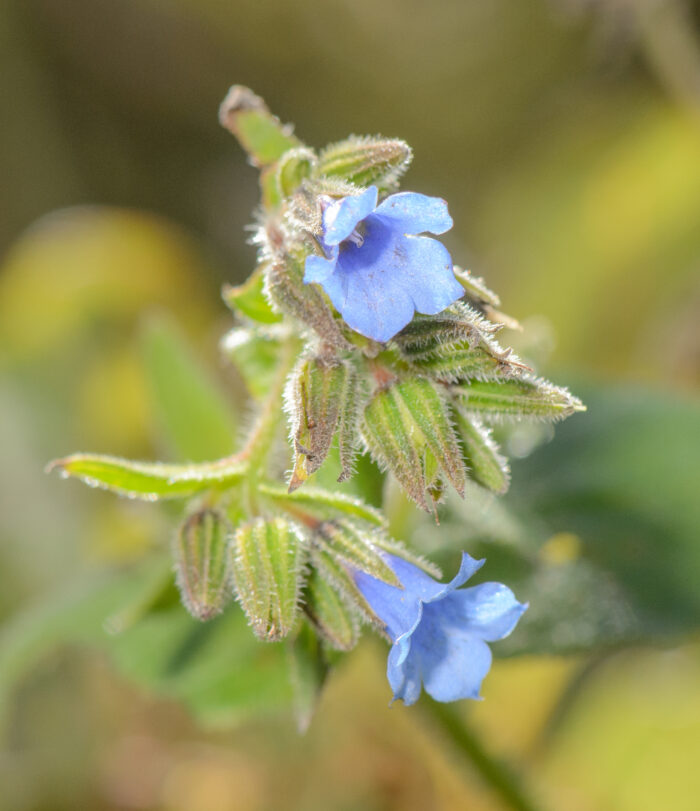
[52,86,582,721]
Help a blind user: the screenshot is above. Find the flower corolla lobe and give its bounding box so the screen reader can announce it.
[353,552,527,705]
[304,186,464,343]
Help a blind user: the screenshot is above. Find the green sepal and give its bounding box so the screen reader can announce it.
[408,344,526,383]
[362,377,466,510]
[454,376,585,422]
[258,482,385,527]
[303,555,360,651]
[47,454,247,500]
[316,518,400,586]
[219,85,301,167]
[369,535,442,579]
[222,264,282,325]
[174,509,232,621]
[452,409,510,493]
[277,147,316,198]
[316,136,412,191]
[453,266,501,308]
[266,255,350,350]
[287,356,356,491]
[395,304,527,382]
[231,517,307,641]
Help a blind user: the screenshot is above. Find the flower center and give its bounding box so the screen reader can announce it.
[345,226,365,247]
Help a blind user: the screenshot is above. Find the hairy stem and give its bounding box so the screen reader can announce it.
[239,336,299,512]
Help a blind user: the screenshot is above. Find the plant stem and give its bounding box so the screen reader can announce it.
[239,336,298,512]
[423,698,543,811]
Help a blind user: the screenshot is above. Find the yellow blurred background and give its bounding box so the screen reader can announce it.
[1,1,700,809]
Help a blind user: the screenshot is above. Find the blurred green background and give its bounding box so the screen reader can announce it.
[1,1,700,809]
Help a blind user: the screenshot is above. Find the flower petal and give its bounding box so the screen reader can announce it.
[319,219,463,342]
[434,552,485,596]
[397,235,464,316]
[374,192,453,235]
[351,568,422,641]
[441,583,528,642]
[387,634,423,706]
[385,554,454,602]
[304,252,337,284]
[322,186,378,246]
[419,631,493,702]
[319,249,416,343]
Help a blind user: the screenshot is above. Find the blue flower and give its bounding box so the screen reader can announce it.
[352,553,527,705]
[304,186,464,343]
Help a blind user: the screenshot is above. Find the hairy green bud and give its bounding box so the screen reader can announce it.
[362,377,466,510]
[287,356,356,491]
[316,135,413,191]
[231,517,307,641]
[174,509,232,621]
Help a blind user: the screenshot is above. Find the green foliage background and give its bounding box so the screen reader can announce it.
[1,1,700,809]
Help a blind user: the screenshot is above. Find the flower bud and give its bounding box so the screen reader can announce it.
[303,556,360,651]
[362,377,466,510]
[174,509,232,621]
[231,517,307,641]
[317,136,412,190]
[287,356,356,492]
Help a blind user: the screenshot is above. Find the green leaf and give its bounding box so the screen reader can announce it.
[141,315,237,461]
[231,518,307,641]
[0,559,170,729]
[174,510,233,621]
[454,376,584,422]
[0,559,296,730]
[222,263,282,325]
[47,453,247,500]
[219,85,301,167]
[106,604,294,728]
[221,326,282,401]
[259,481,386,526]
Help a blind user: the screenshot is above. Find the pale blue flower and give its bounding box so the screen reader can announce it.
[304,186,464,342]
[353,553,527,705]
